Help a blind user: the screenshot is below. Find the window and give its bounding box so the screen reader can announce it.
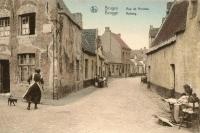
[18,54,35,82]
[85,59,88,79]
[20,13,36,35]
[0,17,10,37]
[21,16,29,35]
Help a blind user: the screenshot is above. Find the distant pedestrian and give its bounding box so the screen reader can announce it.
[105,76,108,87]
[23,68,44,110]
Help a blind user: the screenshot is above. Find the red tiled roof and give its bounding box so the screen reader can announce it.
[112,33,131,50]
[152,1,189,46]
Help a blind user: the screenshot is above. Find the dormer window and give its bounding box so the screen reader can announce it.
[0,17,10,37]
[20,13,36,35]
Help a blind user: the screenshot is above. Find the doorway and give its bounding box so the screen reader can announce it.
[170,64,175,97]
[147,66,151,88]
[0,60,10,93]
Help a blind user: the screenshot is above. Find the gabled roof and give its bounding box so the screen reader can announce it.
[112,33,131,50]
[152,0,189,46]
[57,0,82,29]
[82,29,97,55]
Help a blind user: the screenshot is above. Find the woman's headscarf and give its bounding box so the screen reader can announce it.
[183,84,193,95]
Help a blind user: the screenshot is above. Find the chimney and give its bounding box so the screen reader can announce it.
[105,27,110,32]
[73,13,82,27]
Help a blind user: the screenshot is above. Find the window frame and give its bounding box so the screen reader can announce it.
[18,53,36,82]
[0,17,10,37]
[19,13,36,36]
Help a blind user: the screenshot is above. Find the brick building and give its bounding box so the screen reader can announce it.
[101,27,132,77]
[0,0,83,99]
[147,0,200,97]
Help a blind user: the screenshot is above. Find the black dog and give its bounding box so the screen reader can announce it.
[8,96,17,106]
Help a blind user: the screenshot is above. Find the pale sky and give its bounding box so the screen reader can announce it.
[64,0,171,50]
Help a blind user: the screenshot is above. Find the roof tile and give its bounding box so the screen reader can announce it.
[82,29,97,55]
[152,1,189,46]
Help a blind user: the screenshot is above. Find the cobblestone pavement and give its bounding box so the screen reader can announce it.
[0,77,192,133]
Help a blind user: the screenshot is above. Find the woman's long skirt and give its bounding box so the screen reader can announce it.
[23,83,41,104]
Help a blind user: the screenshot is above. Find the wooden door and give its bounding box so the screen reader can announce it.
[0,60,10,93]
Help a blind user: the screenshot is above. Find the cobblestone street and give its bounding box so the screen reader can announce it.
[0,77,191,133]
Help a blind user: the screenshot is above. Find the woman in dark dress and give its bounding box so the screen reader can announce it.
[23,68,44,110]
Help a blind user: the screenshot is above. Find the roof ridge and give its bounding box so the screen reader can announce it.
[152,0,189,46]
[111,32,131,50]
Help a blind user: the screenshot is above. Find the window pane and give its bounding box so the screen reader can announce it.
[22,16,28,24]
[21,16,30,35]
